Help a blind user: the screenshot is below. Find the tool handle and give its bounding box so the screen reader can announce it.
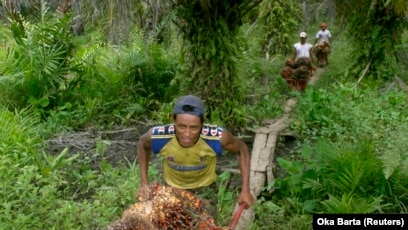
[228,203,247,230]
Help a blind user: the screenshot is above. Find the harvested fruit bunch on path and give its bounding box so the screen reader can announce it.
[281,57,313,80]
[285,59,296,68]
[293,66,311,80]
[294,57,312,69]
[108,183,228,230]
[280,66,294,79]
[313,41,330,54]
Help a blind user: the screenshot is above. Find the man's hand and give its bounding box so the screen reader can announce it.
[238,190,255,209]
[136,183,151,201]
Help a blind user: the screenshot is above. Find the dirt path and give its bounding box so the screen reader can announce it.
[309,67,325,85]
[44,126,146,168]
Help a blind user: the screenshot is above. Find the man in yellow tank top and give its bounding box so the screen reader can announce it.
[137,95,255,210]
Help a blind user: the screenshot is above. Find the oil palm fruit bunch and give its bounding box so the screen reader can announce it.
[313,41,330,54]
[108,183,228,230]
[293,66,311,79]
[285,59,296,68]
[280,66,295,79]
[294,57,312,69]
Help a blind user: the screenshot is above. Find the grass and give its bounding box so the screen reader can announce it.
[0,105,141,229]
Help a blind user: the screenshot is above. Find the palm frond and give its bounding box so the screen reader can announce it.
[0,1,73,109]
[380,149,402,179]
[380,129,408,179]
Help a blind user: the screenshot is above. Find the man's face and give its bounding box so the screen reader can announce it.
[321,26,326,30]
[173,113,203,148]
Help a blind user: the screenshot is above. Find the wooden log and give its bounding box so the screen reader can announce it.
[250,171,267,197]
[250,133,268,171]
[236,82,303,230]
[249,103,294,197]
[266,165,275,193]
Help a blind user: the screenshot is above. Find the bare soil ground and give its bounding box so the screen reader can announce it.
[44,124,250,184]
[44,125,148,167]
[309,67,324,85]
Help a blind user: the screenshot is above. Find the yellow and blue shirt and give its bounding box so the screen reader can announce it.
[151,124,223,189]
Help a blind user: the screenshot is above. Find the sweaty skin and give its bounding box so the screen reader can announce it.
[173,114,202,148]
[137,113,255,209]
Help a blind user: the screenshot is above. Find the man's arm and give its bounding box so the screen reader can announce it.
[137,128,153,187]
[221,130,255,208]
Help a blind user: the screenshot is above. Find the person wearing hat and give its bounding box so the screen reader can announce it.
[291,32,314,63]
[314,22,332,65]
[315,22,332,45]
[136,95,255,211]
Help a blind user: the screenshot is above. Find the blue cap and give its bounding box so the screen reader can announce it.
[173,95,205,117]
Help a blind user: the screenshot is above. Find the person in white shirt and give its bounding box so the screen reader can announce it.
[291,32,314,63]
[315,22,332,65]
[315,22,332,45]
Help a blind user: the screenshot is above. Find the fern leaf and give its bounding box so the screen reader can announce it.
[380,150,401,179]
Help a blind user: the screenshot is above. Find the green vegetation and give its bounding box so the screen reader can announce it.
[0,106,139,229]
[335,0,407,77]
[0,1,407,229]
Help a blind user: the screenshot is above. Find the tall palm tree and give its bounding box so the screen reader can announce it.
[173,0,262,127]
